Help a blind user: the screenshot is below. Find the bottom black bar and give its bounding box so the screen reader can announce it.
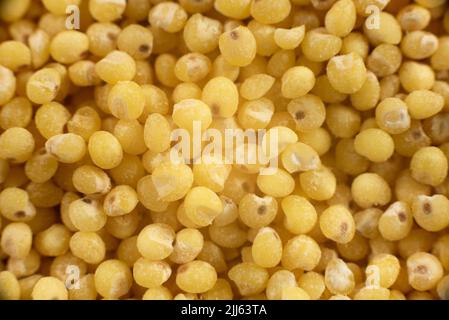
[0,300,443,319]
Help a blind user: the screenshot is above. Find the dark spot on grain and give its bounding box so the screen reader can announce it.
[211,104,220,115]
[230,30,238,40]
[340,222,348,234]
[412,130,422,140]
[82,198,92,204]
[398,212,406,222]
[139,44,150,53]
[295,111,305,120]
[257,205,266,215]
[423,202,432,214]
[107,32,117,41]
[242,182,249,192]
[415,265,428,274]
[15,211,26,218]
[38,149,47,155]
